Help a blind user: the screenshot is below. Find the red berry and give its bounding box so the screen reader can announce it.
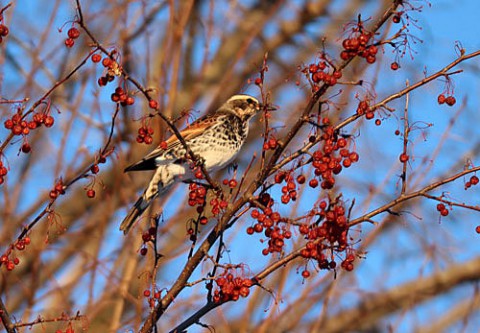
[49,190,58,199]
[144,136,153,144]
[149,99,159,109]
[4,119,13,129]
[390,62,399,70]
[254,77,262,85]
[470,175,479,185]
[365,55,376,64]
[90,164,100,174]
[437,94,446,104]
[0,24,9,37]
[440,209,449,217]
[309,179,319,188]
[86,189,96,198]
[296,174,306,184]
[476,225,480,234]
[436,203,446,211]
[125,96,135,105]
[102,58,112,67]
[140,248,148,256]
[21,142,31,153]
[392,14,401,23]
[301,270,310,278]
[349,152,359,162]
[67,27,80,39]
[445,96,456,106]
[143,289,151,297]
[91,54,101,63]
[399,153,409,163]
[64,38,75,48]
[228,179,238,188]
[44,116,54,127]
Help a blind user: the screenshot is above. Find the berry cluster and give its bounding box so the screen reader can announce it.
[437,94,456,106]
[210,197,228,216]
[436,202,449,217]
[64,27,80,48]
[356,99,375,119]
[246,193,292,255]
[139,227,157,256]
[111,86,135,106]
[299,200,352,271]
[464,175,479,190]
[0,159,7,185]
[97,57,120,86]
[307,61,342,87]
[309,127,358,190]
[49,180,66,199]
[188,183,207,212]
[340,31,378,64]
[136,124,154,144]
[274,171,298,204]
[142,288,162,309]
[263,135,278,150]
[1,237,30,271]
[0,22,9,44]
[4,112,54,137]
[212,271,253,303]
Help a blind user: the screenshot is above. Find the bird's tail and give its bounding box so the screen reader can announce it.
[120,165,180,234]
[119,193,151,234]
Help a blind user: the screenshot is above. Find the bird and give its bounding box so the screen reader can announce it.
[120,94,264,234]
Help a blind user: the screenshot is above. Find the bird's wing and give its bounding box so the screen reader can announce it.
[124,114,218,172]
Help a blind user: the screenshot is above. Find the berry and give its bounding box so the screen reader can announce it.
[390,62,399,70]
[102,57,112,67]
[65,38,75,48]
[86,189,96,198]
[90,164,100,174]
[67,27,80,39]
[436,203,446,211]
[399,153,409,163]
[301,270,310,278]
[296,174,306,184]
[0,24,9,37]
[470,175,479,185]
[445,96,456,106]
[437,94,446,105]
[44,116,54,127]
[91,54,101,63]
[149,99,159,109]
[21,142,31,153]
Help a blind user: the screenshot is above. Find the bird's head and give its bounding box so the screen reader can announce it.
[221,94,262,121]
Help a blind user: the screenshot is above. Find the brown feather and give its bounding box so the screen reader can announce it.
[124,114,218,172]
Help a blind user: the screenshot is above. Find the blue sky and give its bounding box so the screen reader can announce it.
[2,0,480,332]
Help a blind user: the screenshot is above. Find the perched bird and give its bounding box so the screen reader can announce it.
[120,94,263,234]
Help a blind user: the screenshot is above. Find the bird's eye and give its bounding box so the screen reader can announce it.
[246,98,254,104]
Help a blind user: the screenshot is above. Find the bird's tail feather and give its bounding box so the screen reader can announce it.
[119,194,150,234]
[120,165,179,234]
